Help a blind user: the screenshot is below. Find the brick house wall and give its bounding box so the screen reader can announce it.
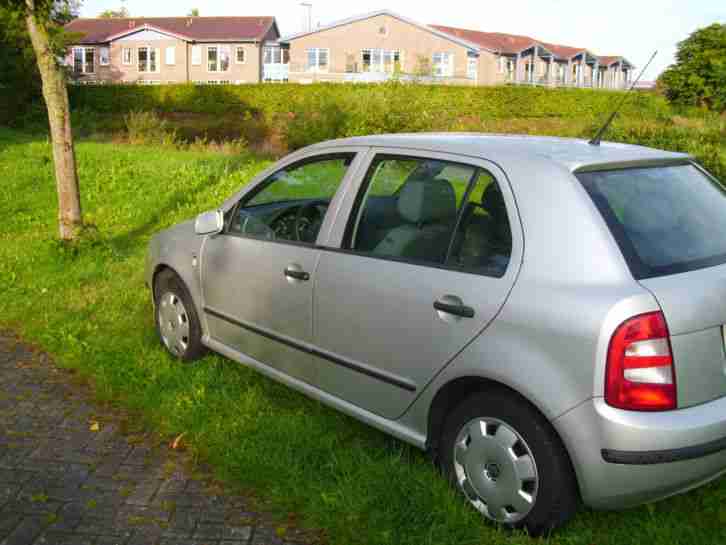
[285,13,494,85]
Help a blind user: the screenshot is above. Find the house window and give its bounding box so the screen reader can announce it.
[207,46,217,71]
[99,47,109,66]
[306,48,329,71]
[122,48,133,66]
[208,45,230,72]
[191,45,201,66]
[84,48,95,73]
[72,48,83,73]
[432,52,453,77]
[498,56,506,74]
[72,47,95,74]
[138,47,159,73]
[264,46,286,65]
[165,46,175,65]
[235,46,246,64]
[467,57,478,79]
[360,49,401,73]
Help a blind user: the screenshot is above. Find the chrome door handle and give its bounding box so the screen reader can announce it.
[434,299,475,318]
[284,267,310,281]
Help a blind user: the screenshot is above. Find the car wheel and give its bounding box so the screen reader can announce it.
[154,269,207,362]
[440,390,578,536]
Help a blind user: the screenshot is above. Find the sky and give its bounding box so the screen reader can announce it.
[79,0,725,81]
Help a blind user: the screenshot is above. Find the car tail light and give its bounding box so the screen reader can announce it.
[605,311,677,411]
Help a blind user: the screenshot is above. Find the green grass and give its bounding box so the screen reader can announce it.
[3,127,726,544]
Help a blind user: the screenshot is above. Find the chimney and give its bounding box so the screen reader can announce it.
[128,20,136,29]
[186,18,193,27]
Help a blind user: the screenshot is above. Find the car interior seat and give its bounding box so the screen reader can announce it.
[373,177,457,263]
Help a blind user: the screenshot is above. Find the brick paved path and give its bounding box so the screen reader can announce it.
[0,332,318,545]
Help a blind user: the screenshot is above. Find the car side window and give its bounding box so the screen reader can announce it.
[228,154,354,244]
[349,156,477,265]
[446,171,512,277]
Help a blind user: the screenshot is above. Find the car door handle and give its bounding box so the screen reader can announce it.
[284,267,310,281]
[434,299,475,318]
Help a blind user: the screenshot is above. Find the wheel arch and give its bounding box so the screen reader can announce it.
[152,263,176,296]
[151,263,204,323]
[426,375,577,478]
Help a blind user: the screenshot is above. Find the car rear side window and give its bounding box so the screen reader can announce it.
[578,164,726,279]
[346,154,512,277]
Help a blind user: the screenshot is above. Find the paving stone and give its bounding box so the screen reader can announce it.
[0,331,316,545]
[0,516,44,545]
[36,531,95,545]
[124,481,162,506]
[194,521,225,539]
[250,526,285,545]
[0,513,22,540]
[0,485,20,505]
[223,525,253,541]
[94,536,133,545]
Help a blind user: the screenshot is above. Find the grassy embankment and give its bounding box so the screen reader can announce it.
[2,84,725,543]
[2,118,726,544]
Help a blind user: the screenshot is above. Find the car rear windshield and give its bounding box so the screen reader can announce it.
[577,164,726,279]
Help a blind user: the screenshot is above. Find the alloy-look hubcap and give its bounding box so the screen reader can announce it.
[453,417,539,523]
[158,292,190,357]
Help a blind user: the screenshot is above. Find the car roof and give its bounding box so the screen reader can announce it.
[308,133,691,173]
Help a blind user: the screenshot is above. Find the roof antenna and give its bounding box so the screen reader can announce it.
[589,50,657,146]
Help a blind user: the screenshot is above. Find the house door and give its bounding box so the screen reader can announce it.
[263,45,289,82]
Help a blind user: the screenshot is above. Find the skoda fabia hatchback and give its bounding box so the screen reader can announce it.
[146,134,726,534]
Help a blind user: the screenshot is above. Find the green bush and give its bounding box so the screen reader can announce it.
[69,82,675,123]
[63,83,725,182]
[603,119,726,182]
[124,110,179,146]
[658,23,726,112]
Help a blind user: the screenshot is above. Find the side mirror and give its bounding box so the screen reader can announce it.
[194,210,224,236]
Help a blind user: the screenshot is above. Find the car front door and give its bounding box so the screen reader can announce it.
[311,149,523,419]
[201,150,363,385]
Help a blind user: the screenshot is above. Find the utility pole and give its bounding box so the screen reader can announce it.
[300,2,312,32]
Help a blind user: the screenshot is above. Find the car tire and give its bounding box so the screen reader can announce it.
[439,389,578,536]
[153,269,207,362]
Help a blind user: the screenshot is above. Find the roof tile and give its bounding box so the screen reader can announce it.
[65,16,276,43]
[431,24,629,65]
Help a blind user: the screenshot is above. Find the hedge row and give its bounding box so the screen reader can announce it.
[67,83,724,181]
[69,82,674,121]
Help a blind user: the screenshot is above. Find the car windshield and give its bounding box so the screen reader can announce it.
[577,164,726,279]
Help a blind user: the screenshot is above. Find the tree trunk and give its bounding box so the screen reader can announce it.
[25,0,82,240]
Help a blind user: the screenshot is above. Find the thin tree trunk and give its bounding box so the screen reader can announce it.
[25,0,82,240]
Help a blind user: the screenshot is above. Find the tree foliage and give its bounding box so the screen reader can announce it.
[99,7,129,18]
[1,0,84,240]
[659,23,726,112]
[0,2,77,123]
[188,8,199,16]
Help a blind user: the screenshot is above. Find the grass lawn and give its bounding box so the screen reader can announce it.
[3,127,726,545]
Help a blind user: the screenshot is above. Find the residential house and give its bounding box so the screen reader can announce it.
[63,16,281,84]
[428,25,634,89]
[278,10,634,89]
[279,10,496,85]
[63,10,635,89]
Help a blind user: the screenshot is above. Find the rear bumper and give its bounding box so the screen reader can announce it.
[602,436,726,465]
[554,397,726,509]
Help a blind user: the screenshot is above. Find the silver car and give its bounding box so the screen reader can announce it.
[145,134,726,534]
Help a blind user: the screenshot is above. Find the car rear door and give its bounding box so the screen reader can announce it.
[310,148,523,419]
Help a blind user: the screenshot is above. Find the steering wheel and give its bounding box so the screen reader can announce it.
[294,199,329,243]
